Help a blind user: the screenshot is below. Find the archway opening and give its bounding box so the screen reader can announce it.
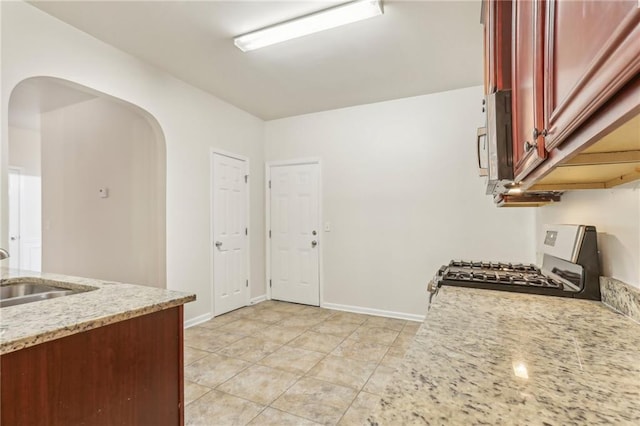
[8,77,167,288]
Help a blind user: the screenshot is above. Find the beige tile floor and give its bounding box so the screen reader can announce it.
[183,300,419,426]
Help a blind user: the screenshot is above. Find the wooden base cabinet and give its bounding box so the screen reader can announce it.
[1,307,184,426]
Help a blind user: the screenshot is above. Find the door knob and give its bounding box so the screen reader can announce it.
[10,236,17,241]
[215,241,223,249]
[311,240,318,248]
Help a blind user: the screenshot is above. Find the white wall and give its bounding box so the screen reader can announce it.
[8,126,42,270]
[1,1,266,322]
[40,97,164,287]
[536,184,640,288]
[8,126,40,174]
[265,86,536,317]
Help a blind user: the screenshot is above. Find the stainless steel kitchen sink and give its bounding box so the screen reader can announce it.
[0,280,89,308]
[1,282,65,298]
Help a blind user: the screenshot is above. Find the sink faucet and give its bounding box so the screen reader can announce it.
[0,248,9,260]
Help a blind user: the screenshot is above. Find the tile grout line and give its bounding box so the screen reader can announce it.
[335,389,364,426]
[202,353,299,424]
[184,301,411,425]
[197,323,327,422]
[183,386,213,409]
[263,369,320,424]
[280,312,371,423]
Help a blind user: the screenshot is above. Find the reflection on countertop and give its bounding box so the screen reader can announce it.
[371,285,640,425]
[0,268,195,355]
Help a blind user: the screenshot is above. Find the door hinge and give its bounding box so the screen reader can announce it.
[245,227,248,236]
[269,279,272,288]
[244,174,248,183]
[246,279,249,287]
[268,180,271,189]
[269,230,271,238]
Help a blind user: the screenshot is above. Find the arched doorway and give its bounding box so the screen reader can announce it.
[7,77,167,288]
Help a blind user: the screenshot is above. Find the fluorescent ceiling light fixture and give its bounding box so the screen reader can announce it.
[234,0,384,52]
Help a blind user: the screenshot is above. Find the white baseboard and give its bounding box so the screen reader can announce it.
[321,302,425,322]
[250,294,267,305]
[183,312,213,329]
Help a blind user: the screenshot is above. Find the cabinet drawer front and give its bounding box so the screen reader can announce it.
[544,0,640,149]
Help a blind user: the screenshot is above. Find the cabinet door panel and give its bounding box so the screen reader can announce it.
[545,0,640,149]
[483,0,512,94]
[1,307,183,426]
[512,0,546,181]
[483,0,492,94]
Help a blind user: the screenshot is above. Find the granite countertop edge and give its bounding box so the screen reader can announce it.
[0,268,195,355]
[370,283,640,425]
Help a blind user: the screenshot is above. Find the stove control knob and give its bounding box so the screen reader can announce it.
[427,279,440,308]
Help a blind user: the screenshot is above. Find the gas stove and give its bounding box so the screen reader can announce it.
[430,225,601,300]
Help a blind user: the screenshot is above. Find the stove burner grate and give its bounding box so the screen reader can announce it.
[442,267,563,289]
[449,260,539,273]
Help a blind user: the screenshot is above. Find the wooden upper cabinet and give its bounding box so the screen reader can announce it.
[482,2,492,95]
[512,0,547,181]
[481,0,640,198]
[482,0,512,94]
[543,0,640,150]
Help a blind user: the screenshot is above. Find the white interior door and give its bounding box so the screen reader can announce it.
[212,152,248,316]
[270,163,320,306]
[8,168,21,269]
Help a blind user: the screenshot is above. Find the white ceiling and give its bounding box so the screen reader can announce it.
[29,0,483,120]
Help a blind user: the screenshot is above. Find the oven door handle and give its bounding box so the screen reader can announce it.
[477,127,488,177]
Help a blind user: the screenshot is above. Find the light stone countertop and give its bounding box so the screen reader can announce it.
[0,268,195,355]
[371,286,640,425]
